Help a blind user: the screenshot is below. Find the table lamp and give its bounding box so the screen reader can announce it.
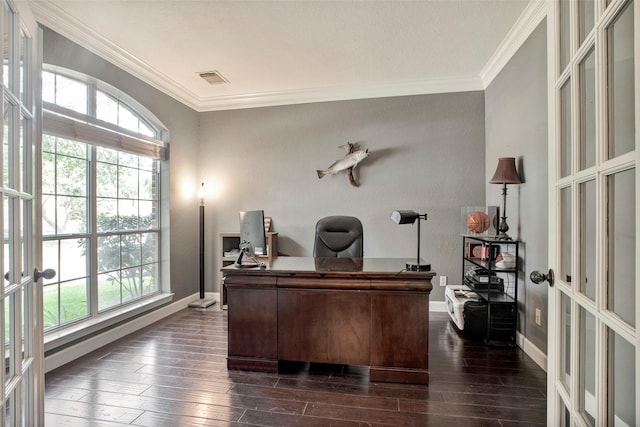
[391,210,430,271]
[489,157,522,240]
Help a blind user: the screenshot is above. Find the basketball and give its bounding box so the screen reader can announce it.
[466,211,491,233]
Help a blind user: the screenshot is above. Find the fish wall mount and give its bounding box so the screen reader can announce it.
[317,142,369,187]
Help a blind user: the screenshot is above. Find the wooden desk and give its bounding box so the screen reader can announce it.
[222,257,435,384]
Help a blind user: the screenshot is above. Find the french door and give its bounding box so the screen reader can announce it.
[1,1,42,425]
[548,0,638,425]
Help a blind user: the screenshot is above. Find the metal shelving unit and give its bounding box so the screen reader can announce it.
[462,235,519,345]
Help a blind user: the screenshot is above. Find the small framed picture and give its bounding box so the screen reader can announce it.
[467,243,483,259]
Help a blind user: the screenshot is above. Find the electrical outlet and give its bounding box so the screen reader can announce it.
[439,276,447,287]
[535,308,541,326]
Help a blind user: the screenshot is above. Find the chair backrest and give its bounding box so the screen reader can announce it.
[313,216,363,258]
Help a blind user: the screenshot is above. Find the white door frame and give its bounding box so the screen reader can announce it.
[1,1,42,425]
[547,0,639,425]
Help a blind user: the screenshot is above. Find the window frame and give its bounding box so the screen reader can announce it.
[41,66,169,335]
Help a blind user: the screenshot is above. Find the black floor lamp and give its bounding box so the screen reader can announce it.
[189,182,216,308]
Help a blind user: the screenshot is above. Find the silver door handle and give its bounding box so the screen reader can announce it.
[530,269,554,287]
[34,268,56,282]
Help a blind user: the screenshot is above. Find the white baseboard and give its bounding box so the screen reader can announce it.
[430,301,447,312]
[517,331,547,372]
[44,292,218,373]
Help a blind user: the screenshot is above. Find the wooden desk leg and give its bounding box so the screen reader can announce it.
[226,286,278,372]
[369,292,430,384]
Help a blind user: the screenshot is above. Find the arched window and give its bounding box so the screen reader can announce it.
[41,67,168,331]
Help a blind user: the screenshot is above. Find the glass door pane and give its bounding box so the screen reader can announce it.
[606,1,635,159]
[608,330,635,426]
[579,307,596,425]
[19,30,27,105]
[579,0,595,45]
[560,398,571,426]
[579,48,596,170]
[606,168,635,326]
[560,80,572,178]
[579,180,596,300]
[1,1,9,88]
[560,291,571,391]
[3,197,8,280]
[559,0,571,73]
[19,113,25,193]
[4,297,12,386]
[3,99,10,189]
[560,186,572,284]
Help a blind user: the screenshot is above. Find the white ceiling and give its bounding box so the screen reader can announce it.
[29,0,536,112]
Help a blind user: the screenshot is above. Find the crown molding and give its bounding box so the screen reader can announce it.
[30,0,538,112]
[480,0,549,88]
[28,0,485,111]
[195,77,484,112]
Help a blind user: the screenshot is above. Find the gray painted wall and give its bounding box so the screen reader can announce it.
[198,93,486,302]
[44,24,554,353]
[42,25,487,307]
[42,27,201,301]
[485,20,548,351]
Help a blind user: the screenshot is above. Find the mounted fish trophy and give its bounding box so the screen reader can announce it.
[317,142,369,187]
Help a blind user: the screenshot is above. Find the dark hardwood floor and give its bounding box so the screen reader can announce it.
[45,308,547,426]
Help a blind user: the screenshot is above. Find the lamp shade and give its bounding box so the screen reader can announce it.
[489,157,522,184]
[391,210,419,224]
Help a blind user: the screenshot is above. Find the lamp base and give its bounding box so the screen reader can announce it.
[496,216,512,240]
[406,263,431,272]
[188,298,217,309]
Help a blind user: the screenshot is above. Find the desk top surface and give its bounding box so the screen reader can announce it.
[223,256,436,278]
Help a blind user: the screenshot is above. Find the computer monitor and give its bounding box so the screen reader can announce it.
[235,210,267,267]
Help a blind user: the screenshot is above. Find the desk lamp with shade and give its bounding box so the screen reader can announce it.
[391,210,430,271]
[189,182,216,308]
[489,157,522,240]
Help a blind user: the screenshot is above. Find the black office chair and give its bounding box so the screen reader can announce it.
[313,216,363,258]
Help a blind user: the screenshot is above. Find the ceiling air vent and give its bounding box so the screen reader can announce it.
[198,71,229,85]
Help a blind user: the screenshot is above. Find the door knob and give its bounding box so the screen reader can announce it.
[34,268,56,282]
[530,268,554,287]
